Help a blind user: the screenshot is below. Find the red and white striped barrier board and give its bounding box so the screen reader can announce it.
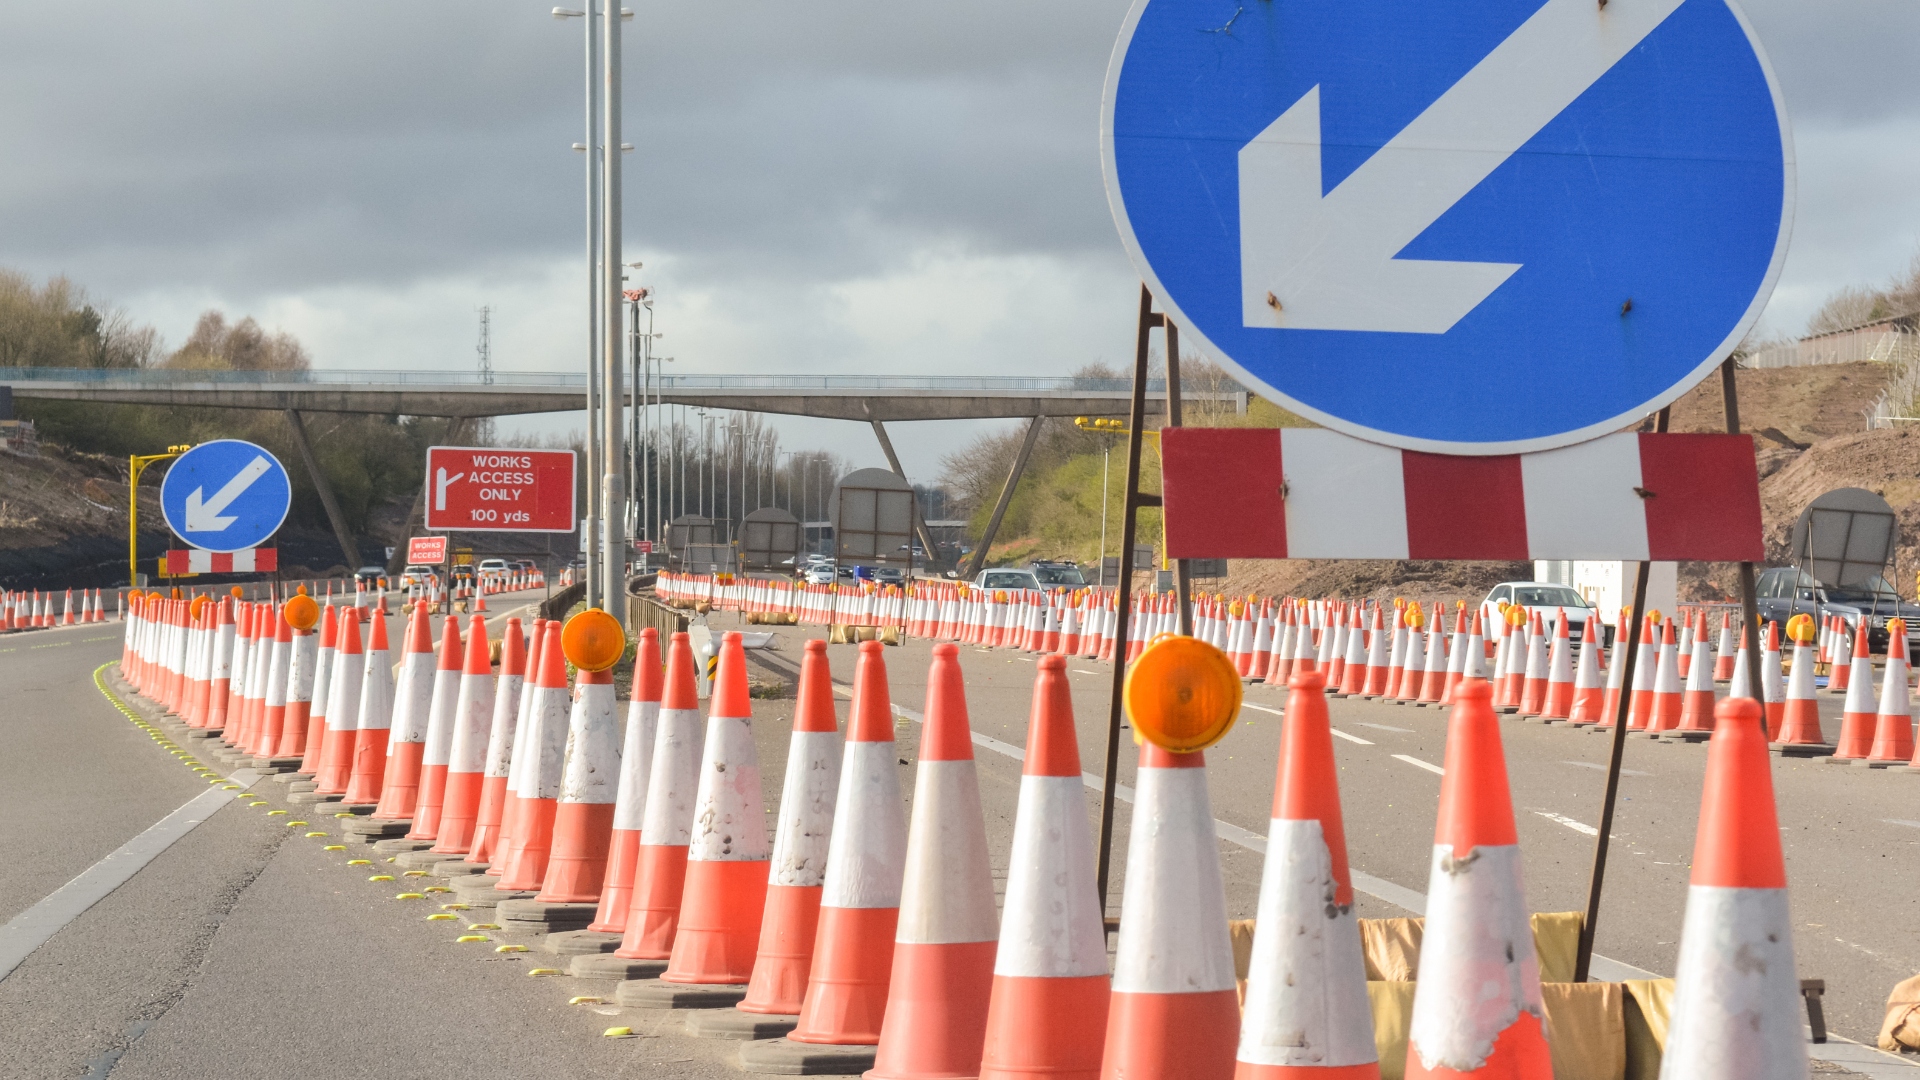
[1162,429,1761,562]
[165,547,279,575]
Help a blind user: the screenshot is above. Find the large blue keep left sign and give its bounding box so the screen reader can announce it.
[160,439,292,553]
[1101,0,1792,454]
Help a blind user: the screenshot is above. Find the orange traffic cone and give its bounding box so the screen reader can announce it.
[1831,622,1878,762]
[1539,611,1573,721]
[613,631,705,958]
[431,617,496,854]
[1404,680,1551,1080]
[787,639,909,1047]
[374,605,437,821]
[1862,619,1913,768]
[406,617,465,842]
[1773,620,1821,745]
[469,617,528,863]
[477,619,539,864]
[1670,612,1718,742]
[1100,739,1240,1080]
[494,622,568,891]
[978,654,1109,1080]
[1518,612,1549,716]
[314,609,364,795]
[869,642,999,1080]
[1761,621,1786,733]
[589,626,661,932]
[1648,617,1683,734]
[660,631,772,982]
[738,639,843,1016]
[273,604,319,759]
[341,608,395,806]
[1568,614,1605,725]
[534,636,622,902]
[1625,617,1657,731]
[253,608,293,757]
[295,604,338,775]
[1236,668,1379,1080]
[1659,697,1808,1079]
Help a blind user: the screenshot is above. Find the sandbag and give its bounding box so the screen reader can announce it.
[1360,917,1423,982]
[1542,981,1626,1080]
[1530,910,1583,985]
[1621,978,1675,1080]
[1367,980,1417,1080]
[1879,973,1920,1053]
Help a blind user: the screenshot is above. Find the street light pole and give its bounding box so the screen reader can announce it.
[599,0,626,621]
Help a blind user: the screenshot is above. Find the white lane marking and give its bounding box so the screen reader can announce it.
[1239,701,1369,742]
[825,660,1663,980]
[1073,669,1102,676]
[1357,722,1413,733]
[0,769,261,980]
[1532,810,1599,837]
[1884,819,1920,831]
[1330,728,1373,745]
[1563,760,1651,778]
[1393,754,1444,775]
[1242,703,1283,715]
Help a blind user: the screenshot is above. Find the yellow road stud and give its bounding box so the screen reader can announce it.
[323,845,346,851]
[368,874,395,882]
[286,820,308,827]
[467,923,501,931]
[603,1027,636,1039]
[439,903,470,911]
[347,859,372,866]
[267,810,287,816]
[494,944,528,953]
[333,812,355,818]
[426,913,457,921]
[402,870,429,877]
[456,934,489,943]
[569,996,605,1006]
[527,968,562,977]
[394,893,425,900]
[424,887,451,894]
[304,831,328,838]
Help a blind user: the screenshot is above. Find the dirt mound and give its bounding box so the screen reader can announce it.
[1664,362,1891,443]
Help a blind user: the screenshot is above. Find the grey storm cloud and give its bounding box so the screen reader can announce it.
[0,0,1914,327]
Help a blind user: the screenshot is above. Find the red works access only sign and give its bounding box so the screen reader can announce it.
[423,446,576,533]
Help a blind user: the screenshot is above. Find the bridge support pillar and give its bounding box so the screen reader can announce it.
[866,418,943,573]
[283,409,363,572]
[961,414,1045,581]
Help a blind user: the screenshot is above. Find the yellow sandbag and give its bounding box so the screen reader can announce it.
[1530,911,1583,985]
[1621,978,1675,1080]
[1360,917,1423,982]
[1228,919,1256,1006]
[1542,982,1626,1080]
[1367,981,1416,1080]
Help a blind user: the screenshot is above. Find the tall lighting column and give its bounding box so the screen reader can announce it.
[599,0,627,621]
[554,5,602,608]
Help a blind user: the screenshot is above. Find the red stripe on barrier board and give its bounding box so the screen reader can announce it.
[1161,428,1287,559]
[1402,452,1528,560]
[1638,433,1763,562]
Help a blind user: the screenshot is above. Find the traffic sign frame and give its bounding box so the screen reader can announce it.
[1099,0,1796,455]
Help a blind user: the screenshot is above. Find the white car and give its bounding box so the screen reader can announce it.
[1479,582,1605,645]
[975,568,1042,593]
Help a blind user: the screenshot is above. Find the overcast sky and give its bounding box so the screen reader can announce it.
[3,0,1916,481]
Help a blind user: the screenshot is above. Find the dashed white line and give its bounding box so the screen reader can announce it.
[1073,669,1103,677]
[1330,728,1373,746]
[1356,722,1412,733]
[1563,760,1651,777]
[1393,754,1444,775]
[1241,703,1283,716]
[1532,810,1599,837]
[1884,819,1920,831]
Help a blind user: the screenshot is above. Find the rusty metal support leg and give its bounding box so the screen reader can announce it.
[1096,284,1162,927]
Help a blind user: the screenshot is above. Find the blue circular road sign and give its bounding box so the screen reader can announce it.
[1101,0,1793,454]
[160,439,293,553]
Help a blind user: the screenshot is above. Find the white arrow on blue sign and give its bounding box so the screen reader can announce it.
[1101,0,1793,454]
[160,439,293,553]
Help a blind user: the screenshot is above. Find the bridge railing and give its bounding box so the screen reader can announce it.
[0,366,1220,395]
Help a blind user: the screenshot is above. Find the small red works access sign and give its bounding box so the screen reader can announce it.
[423,446,576,533]
[407,536,448,565]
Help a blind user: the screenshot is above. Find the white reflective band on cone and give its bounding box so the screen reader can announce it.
[770,729,841,887]
[896,759,996,945]
[1407,843,1544,1073]
[558,679,619,804]
[1111,765,1236,996]
[686,711,767,858]
[1659,886,1806,1080]
[640,707,703,844]
[996,773,1105,978]
[1238,818,1376,1069]
[611,698,660,832]
[820,740,908,910]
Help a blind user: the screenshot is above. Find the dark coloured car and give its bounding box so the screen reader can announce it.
[1754,566,1920,655]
